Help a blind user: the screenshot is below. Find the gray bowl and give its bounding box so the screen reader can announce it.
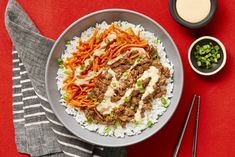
[45,9,184,147]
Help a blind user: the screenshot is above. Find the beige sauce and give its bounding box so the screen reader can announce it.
[176,0,211,23]
[134,66,160,121]
[96,69,133,115]
[97,48,149,115]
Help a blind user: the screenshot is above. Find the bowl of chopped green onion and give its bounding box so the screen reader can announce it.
[188,36,226,76]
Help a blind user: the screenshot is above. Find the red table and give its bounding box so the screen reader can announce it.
[1,0,235,157]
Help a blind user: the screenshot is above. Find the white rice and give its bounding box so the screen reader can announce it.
[56,21,174,137]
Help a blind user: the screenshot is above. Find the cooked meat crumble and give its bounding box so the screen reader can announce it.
[83,46,171,127]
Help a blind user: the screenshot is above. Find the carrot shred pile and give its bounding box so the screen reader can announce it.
[62,24,148,110]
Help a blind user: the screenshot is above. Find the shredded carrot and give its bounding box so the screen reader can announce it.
[62,24,149,110]
[130,52,139,59]
[146,51,151,59]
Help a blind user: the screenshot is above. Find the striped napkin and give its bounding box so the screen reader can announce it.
[6,0,127,157]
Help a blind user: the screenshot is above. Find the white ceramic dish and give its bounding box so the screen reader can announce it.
[188,36,226,76]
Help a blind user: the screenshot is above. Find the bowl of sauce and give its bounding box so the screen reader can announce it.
[169,0,217,29]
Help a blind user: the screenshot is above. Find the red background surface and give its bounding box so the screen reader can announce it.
[1,0,235,157]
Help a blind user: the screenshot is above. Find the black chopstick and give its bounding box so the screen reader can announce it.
[173,95,197,157]
[192,96,200,157]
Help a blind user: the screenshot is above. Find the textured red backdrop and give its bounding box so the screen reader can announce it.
[1,0,235,157]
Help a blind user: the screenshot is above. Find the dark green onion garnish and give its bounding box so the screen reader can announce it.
[147,120,153,127]
[65,40,71,45]
[161,97,168,107]
[194,42,221,69]
[57,58,63,65]
[152,52,158,60]
[124,96,130,103]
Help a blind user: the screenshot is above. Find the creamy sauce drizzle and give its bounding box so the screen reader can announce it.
[130,47,146,55]
[97,48,148,114]
[72,32,157,116]
[74,69,102,86]
[176,0,211,23]
[134,66,159,121]
[97,68,132,115]
[73,33,119,86]
[97,65,160,117]
[94,33,117,56]
[107,53,126,65]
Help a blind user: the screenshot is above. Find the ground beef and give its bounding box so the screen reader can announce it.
[142,103,152,111]
[142,77,151,88]
[124,108,135,116]
[131,90,139,97]
[110,58,152,102]
[114,105,125,116]
[90,71,113,102]
[111,94,121,102]
[84,46,172,127]
[111,50,139,79]
[145,46,156,56]
[131,96,140,105]
[84,109,103,124]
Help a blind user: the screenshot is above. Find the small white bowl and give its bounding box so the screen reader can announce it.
[188,36,226,76]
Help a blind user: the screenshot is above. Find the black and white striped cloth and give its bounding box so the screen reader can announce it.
[6,0,127,157]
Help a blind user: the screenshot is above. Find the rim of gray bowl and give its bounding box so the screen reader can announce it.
[169,0,218,29]
[45,8,184,147]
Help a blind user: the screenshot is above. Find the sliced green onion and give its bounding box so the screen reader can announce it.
[80,64,85,70]
[65,40,71,45]
[193,42,221,69]
[109,112,114,118]
[96,35,100,43]
[138,87,145,94]
[116,23,122,27]
[124,96,130,103]
[133,120,139,125]
[105,127,111,134]
[161,97,168,107]
[64,70,73,76]
[197,61,202,66]
[63,93,70,101]
[214,45,220,51]
[59,65,64,69]
[114,121,119,129]
[153,39,159,44]
[147,120,153,127]
[57,58,63,65]
[86,118,93,124]
[104,38,109,44]
[152,52,158,60]
[126,27,133,35]
[87,92,93,98]
[136,80,142,87]
[122,71,129,77]
[112,82,117,88]
[89,60,93,64]
[136,57,142,63]
[136,80,145,93]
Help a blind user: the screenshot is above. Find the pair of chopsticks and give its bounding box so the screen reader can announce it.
[173,95,201,157]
